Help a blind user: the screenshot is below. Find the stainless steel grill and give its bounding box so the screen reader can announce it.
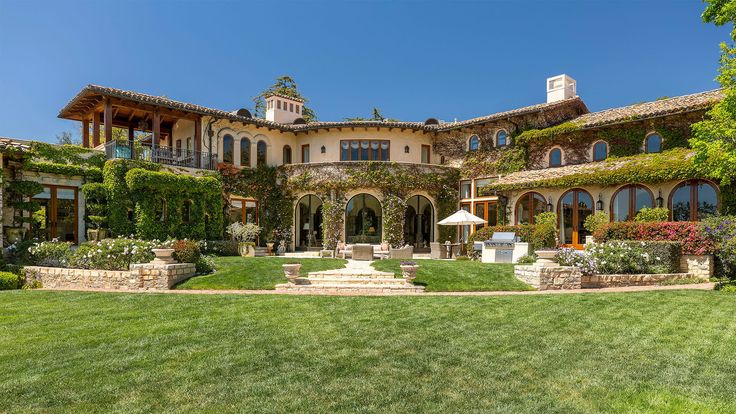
[483,232,518,263]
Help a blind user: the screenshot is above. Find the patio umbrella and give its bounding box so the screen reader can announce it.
[438,209,487,250]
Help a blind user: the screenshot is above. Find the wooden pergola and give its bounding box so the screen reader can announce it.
[58,89,202,153]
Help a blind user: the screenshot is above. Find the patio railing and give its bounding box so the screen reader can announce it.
[104,140,218,170]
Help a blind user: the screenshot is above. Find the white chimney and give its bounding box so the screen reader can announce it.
[265,93,305,124]
[546,74,577,103]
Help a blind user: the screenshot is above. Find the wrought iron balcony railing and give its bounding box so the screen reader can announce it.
[104,140,218,170]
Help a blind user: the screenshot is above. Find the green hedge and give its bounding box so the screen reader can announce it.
[0,272,21,290]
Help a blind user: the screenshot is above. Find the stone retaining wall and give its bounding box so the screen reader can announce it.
[25,262,196,291]
[581,273,694,288]
[679,255,714,279]
[515,265,582,290]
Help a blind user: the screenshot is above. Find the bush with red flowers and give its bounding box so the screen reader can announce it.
[593,221,715,255]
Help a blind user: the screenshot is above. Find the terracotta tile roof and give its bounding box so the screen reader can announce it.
[435,97,589,131]
[264,92,305,103]
[0,137,32,152]
[571,89,724,128]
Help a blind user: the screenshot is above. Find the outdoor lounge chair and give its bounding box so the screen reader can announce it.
[353,244,374,261]
[337,243,353,259]
[389,245,413,260]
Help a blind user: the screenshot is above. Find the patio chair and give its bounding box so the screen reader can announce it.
[353,244,374,261]
[373,243,389,260]
[389,245,414,260]
[337,243,353,259]
[430,242,447,259]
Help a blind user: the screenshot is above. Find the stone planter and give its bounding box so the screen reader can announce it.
[151,248,176,264]
[239,242,255,257]
[86,228,108,242]
[266,242,274,256]
[400,264,419,283]
[534,249,558,267]
[282,263,302,284]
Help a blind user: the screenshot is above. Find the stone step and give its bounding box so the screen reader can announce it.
[308,269,396,279]
[296,277,407,286]
[275,283,425,294]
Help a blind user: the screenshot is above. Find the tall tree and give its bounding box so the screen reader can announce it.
[55,131,80,146]
[692,0,736,184]
[252,76,316,122]
[344,107,399,122]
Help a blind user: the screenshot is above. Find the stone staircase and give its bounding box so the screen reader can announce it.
[275,262,425,294]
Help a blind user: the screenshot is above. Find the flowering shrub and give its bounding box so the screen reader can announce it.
[226,222,262,243]
[555,247,596,275]
[594,221,714,255]
[702,216,736,278]
[172,239,201,263]
[586,241,659,274]
[199,240,239,256]
[28,240,73,267]
[70,237,169,270]
[194,256,216,275]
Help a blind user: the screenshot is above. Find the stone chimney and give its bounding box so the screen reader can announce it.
[546,74,577,103]
[265,93,305,124]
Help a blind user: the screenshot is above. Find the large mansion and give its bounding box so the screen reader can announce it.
[0,75,726,251]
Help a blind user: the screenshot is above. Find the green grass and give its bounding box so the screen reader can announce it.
[372,259,534,292]
[1,290,735,413]
[176,257,347,290]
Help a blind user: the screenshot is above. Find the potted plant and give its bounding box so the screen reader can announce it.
[400,261,419,283]
[151,243,176,264]
[5,180,43,243]
[226,222,262,257]
[282,261,302,283]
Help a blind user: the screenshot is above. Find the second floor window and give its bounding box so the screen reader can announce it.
[240,138,251,167]
[223,134,234,164]
[340,140,390,161]
[496,130,508,147]
[257,141,267,167]
[468,135,480,151]
[645,134,662,153]
[549,148,562,167]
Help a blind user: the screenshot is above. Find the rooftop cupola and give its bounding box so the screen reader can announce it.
[265,93,305,124]
[546,74,577,103]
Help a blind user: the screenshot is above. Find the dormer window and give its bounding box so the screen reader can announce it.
[496,130,508,147]
[468,135,480,151]
[645,133,662,153]
[549,148,562,167]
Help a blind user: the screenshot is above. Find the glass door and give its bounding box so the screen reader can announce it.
[31,185,78,243]
[559,189,593,249]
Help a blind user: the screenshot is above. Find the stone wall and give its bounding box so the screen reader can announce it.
[515,265,581,290]
[581,273,693,288]
[25,262,196,291]
[679,255,714,279]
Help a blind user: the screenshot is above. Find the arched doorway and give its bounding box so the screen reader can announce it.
[404,195,434,251]
[296,195,323,250]
[345,194,382,244]
[558,189,594,248]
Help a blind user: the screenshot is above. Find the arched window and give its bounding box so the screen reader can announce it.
[559,189,594,247]
[182,200,192,224]
[515,192,547,224]
[155,197,167,222]
[496,130,508,147]
[468,135,480,151]
[645,133,662,154]
[670,179,719,221]
[240,138,250,167]
[345,193,382,244]
[611,184,654,221]
[593,141,608,161]
[549,148,562,167]
[283,145,292,165]
[222,134,234,164]
[257,140,267,167]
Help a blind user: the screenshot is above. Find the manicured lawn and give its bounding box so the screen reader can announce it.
[176,257,347,290]
[1,290,735,413]
[372,259,534,292]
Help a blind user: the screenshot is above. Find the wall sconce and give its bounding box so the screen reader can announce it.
[656,189,664,208]
[546,196,553,212]
[596,193,604,211]
[321,145,326,154]
[404,145,410,154]
[498,195,508,206]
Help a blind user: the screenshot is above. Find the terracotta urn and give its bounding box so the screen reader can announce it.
[151,248,176,264]
[400,263,419,283]
[534,249,559,267]
[282,263,302,283]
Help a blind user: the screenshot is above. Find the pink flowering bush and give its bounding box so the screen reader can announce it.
[594,221,714,255]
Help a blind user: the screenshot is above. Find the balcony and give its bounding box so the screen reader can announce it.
[105,140,218,170]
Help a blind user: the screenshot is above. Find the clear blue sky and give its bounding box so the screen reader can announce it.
[0,0,730,143]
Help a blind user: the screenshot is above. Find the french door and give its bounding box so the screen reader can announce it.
[559,189,593,249]
[473,201,498,232]
[31,185,78,243]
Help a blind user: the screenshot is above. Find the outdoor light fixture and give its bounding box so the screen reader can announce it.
[596,194,604,211]
[656,189,664,208]
[321,145,326,154]
[547,196,553,212]
[498,195,508,206]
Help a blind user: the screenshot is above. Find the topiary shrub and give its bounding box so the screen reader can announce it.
[531,212,557,249]
[584,212,610,234]
[0,272,21,290]
[634,207,670,222]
